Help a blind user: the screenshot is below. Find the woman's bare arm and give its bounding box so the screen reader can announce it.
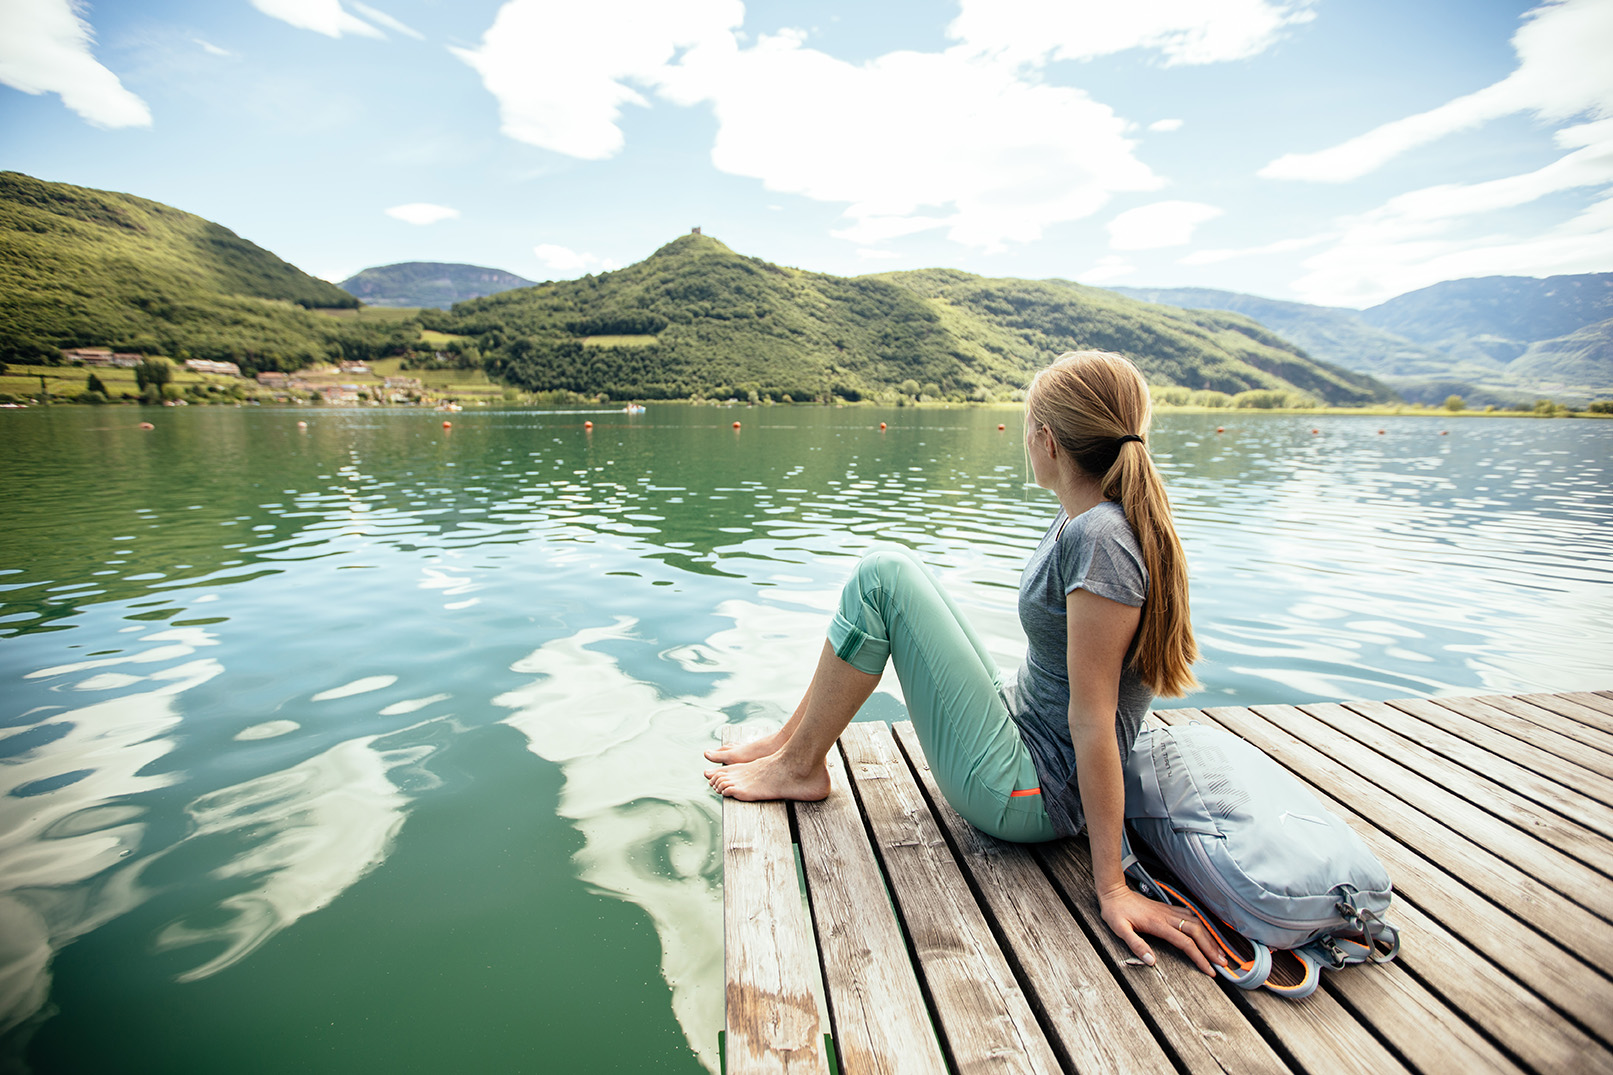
[1066,587,1223,974]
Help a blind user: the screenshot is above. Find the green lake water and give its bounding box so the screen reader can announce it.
[2,404,1610,1072]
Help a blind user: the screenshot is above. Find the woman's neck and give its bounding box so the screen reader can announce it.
[1052,468,1106,521]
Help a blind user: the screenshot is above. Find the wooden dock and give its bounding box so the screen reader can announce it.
[721,690,1613,1075]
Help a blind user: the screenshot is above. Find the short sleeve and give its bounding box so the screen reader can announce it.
[1059,504,1146,607]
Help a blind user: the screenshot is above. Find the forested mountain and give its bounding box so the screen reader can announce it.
[340,262,535,308]
[441,234,1392,404]
[0,172,415,369]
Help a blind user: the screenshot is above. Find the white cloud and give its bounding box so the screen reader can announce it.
[455,2,1164,250]
[947,0,1316,67]
[194,38,233,57]
[0,0,151,128]
[251,0,384,39]
[1080,256,1138,283]
[1107,200,1223,249]
[451,0,741,160]
[1262,0,1613,182]
[534,244,619,275]
[661,34,1163,250]
[1148,118,1184,132]
[1252,0,1613,306]
[456,0,1315,253]
[1291,186,1613,307]
[385,203,459,225]
[350,2,424,40]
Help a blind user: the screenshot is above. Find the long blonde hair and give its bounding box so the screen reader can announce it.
[1027,351,1198,696]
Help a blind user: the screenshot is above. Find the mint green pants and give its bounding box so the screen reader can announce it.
[827,548,1059,843]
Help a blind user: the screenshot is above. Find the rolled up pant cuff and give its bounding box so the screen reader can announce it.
[829,610,888,675]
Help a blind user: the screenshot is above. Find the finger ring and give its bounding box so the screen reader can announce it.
[1178,918,1187,932]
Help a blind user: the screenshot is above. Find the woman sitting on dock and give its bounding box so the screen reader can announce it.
[704,350,1226,975]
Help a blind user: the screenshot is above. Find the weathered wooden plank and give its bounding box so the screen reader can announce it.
[1517,691,1613,742]
[1481,693,1613,760]
[1198,704,1613,973]
[1155,707,1613,1064]
[1298,701,1613,878]
[1243,702,1613,921]
[838,723,1063,1075]
[1320,959,1525,1075]
[891,722,1178,1075]
[1342,699,1613,844]
[1222,968,1412,1075]
[723,759,830,1074]
[1034,839,1295,1075]
[1422,695,1613,780]
[1388,696,1613,809]
[1554,691,1613,728]
[793,741,947,1075]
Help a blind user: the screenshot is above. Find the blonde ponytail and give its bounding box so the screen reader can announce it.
[1027,352,1199,696]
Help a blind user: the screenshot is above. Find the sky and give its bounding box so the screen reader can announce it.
[2,0,1610,309]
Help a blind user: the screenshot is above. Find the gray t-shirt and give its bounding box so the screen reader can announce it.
[1009,500,1154,836]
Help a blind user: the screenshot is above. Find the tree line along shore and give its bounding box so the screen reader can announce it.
[5,355,1608,418]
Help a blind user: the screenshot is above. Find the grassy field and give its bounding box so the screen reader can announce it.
[313,306,422,322]
[581,334,660,348]
[357,358,507,400]
[1,363,240,401]
[420,329,475,346]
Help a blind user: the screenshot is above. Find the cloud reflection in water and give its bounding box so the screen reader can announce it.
[494,594,847,1074]
[153,733,433,982]
[0,639,220,1036]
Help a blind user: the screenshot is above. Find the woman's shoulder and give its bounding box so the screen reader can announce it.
[1061,500,1136,548]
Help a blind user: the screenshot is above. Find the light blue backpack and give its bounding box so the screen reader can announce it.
[1121,723,1398,998]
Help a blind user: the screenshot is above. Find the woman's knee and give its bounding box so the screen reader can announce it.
[855,546,928,588]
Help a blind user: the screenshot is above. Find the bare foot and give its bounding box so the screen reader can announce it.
[705,753,831,802]
[704,727,787,765]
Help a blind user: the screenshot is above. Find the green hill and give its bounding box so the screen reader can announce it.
[443,234,1393,404]
[340,261,536,309]
[0,172,415,370]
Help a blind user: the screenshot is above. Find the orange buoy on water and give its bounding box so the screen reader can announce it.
[1440,430,1449,436]
[879,422,887,430]
[584,420,593,429]
[1377,429,1386,435]
[998,424,1006,431]
[1216,426,1225,434]
[1311,428,1319,434]
[138,422,154,430]
[297,420,308,429]
[733,421,741,429]
[443,420,452,429]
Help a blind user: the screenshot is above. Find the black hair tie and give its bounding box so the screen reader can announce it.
[1117,434,1144,446]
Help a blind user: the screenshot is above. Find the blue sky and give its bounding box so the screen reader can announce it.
[2,0,1609,307]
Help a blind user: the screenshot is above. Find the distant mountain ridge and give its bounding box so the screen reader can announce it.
[1361,273,1613,366]
[1114,273,1613,403]
[339,261,536,309]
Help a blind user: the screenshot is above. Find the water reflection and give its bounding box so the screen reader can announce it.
[152,729,434,982]
[0,635,218,1035]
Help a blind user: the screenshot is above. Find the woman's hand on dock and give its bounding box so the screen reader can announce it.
[1099,887,1227,976]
